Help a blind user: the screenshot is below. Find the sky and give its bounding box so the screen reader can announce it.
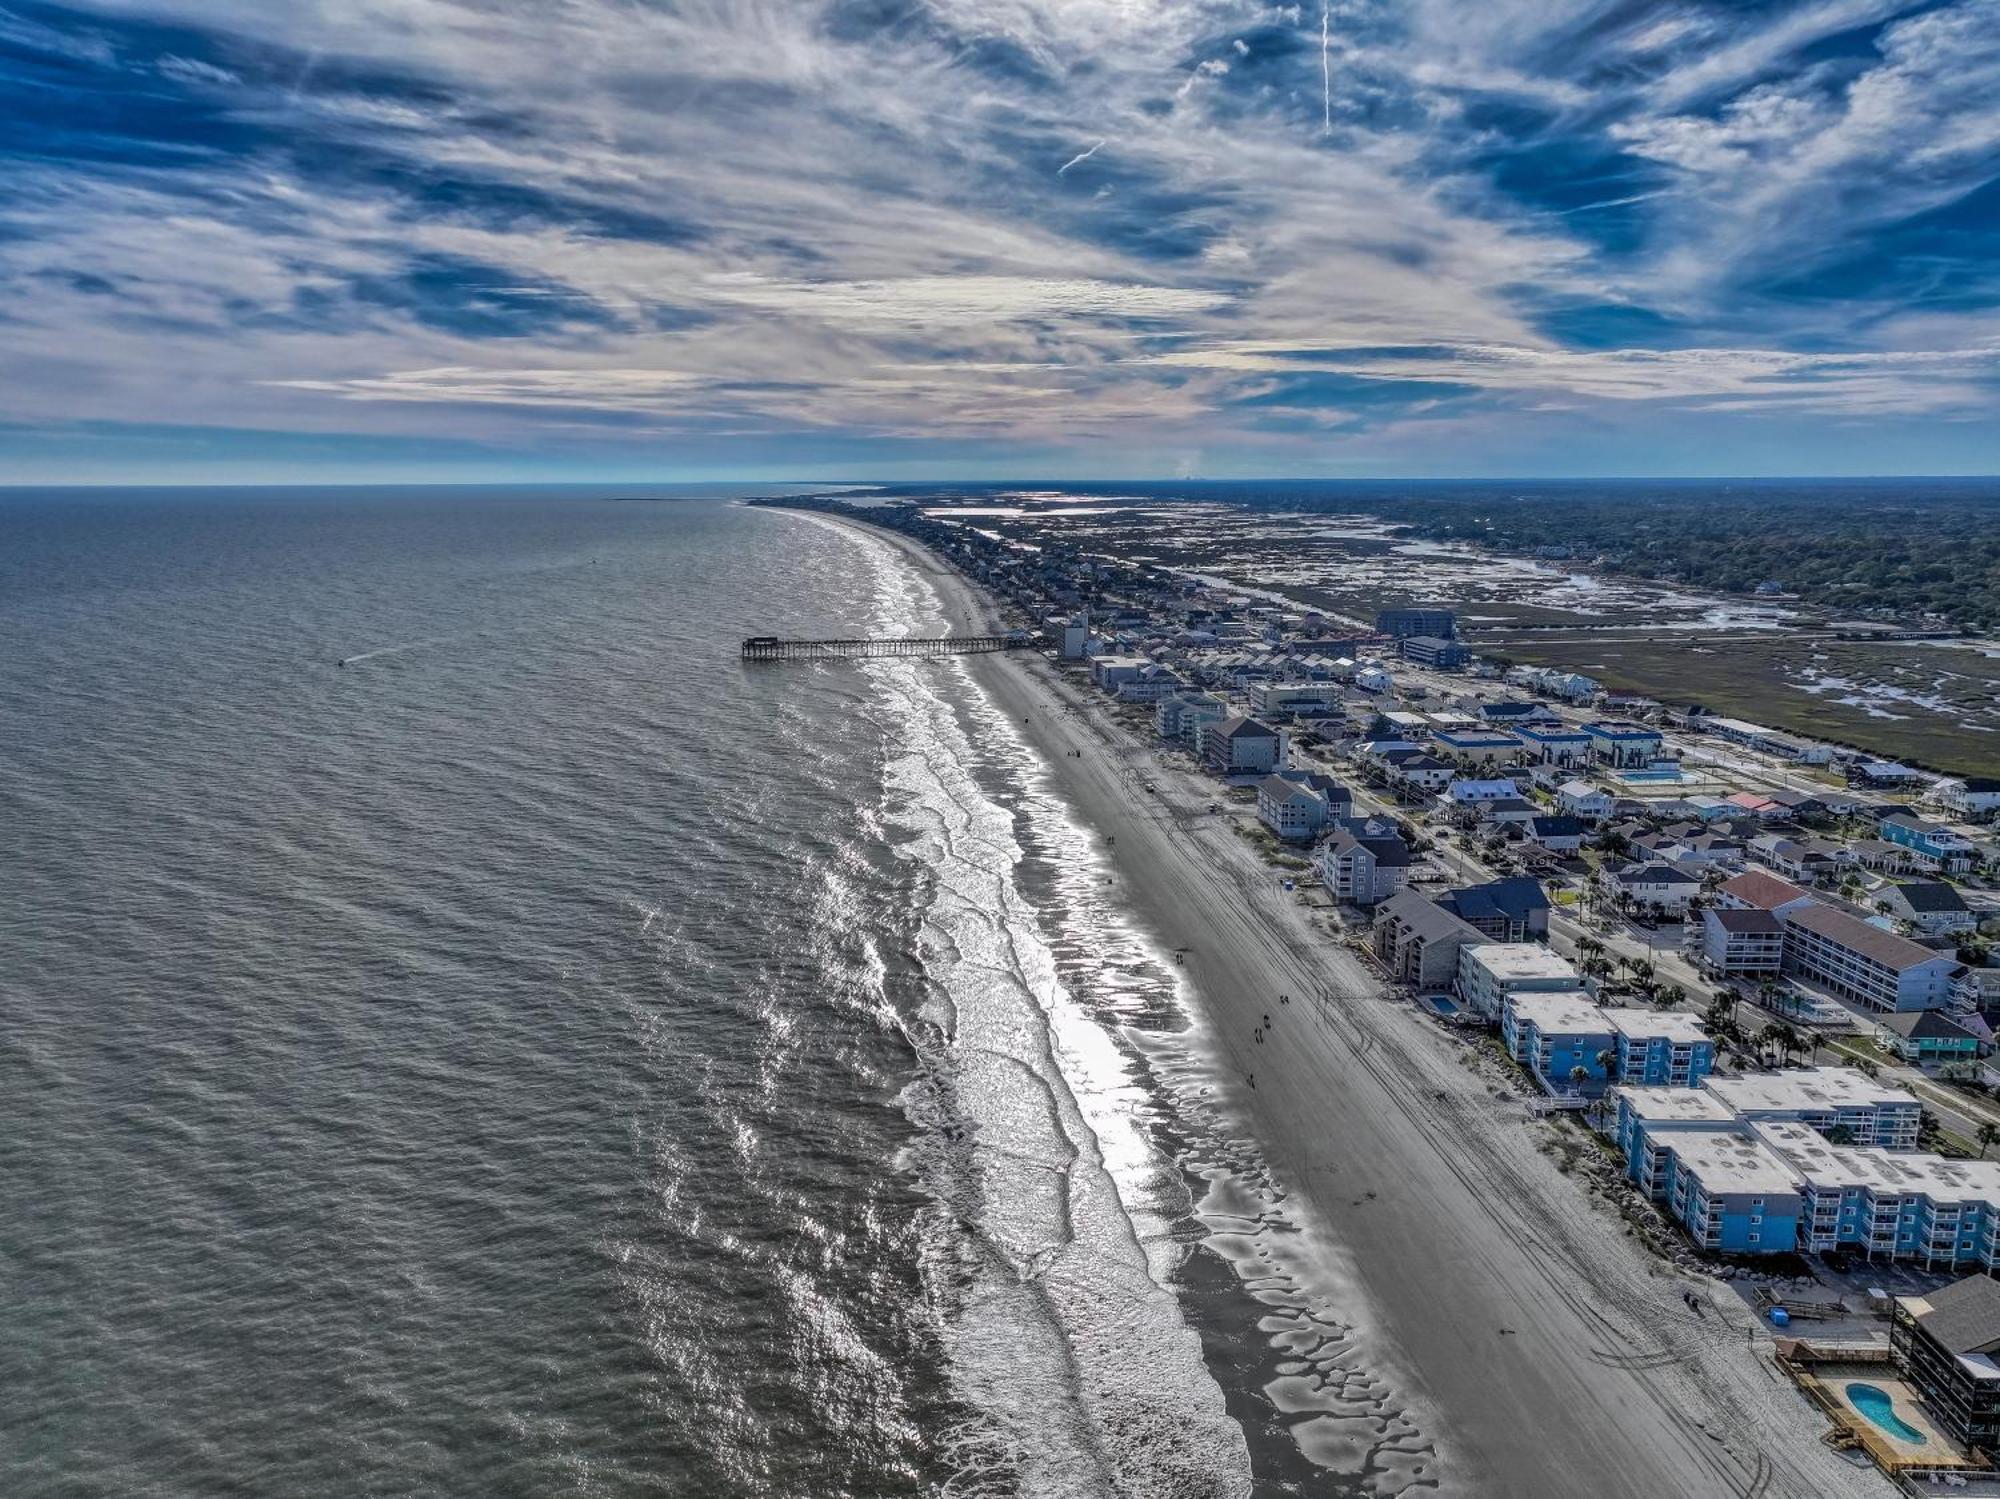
[2,0,1999,483]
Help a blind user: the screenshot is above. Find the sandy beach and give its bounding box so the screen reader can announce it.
[840,514,1888,1499]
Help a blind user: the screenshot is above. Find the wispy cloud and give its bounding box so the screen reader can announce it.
[0,0,1994,477]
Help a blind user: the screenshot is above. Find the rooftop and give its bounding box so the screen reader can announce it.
[1708,908,1785,935]
[1702,1065,1917,1116]
[1903,1275,2000,1357]
[1507,991,1614,1034]
[1462,943,1582,983]
[1654,1128,1802,1196]
[1717,869,1814,911]
[1784,901,1956,973]
[1614,1086,1738,1123]
[1602,1009,1711,1044]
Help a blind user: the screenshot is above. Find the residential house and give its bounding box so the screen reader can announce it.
[1353,665,1395,693]
[1201,716,1284,776]
[1391,754,1456,793]
[1881,812,1980,873]
[1877,1010,1982,1064]
[1480,701,1556,727]
[1483,797,1539,829]
[1746,833,1841,885]
[1878,882,1978,939]
[1937,776,2000,822]
[1370,892,1486,989]
[1527,815,1587,853]
[1713,869,1818,918]
[1555,779,1614,822]
[1584,720,1664,768]
[1600,861,1702,917]
[1089,655,1151,691]
[1438,876,1551,941]
[1455,942,1585,1020]
[1445,777,1522,809]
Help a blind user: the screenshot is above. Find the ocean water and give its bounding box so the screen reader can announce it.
[0,489,1295,1498]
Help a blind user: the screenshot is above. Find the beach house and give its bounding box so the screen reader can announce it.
[1878,881,1977,938]
[1880,813,1980,874]
[1555,779,1613,821]
[1516,727,1593,767]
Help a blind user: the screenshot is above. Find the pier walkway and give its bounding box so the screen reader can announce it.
[740,634,1030,662]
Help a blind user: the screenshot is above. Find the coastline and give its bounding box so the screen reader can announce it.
[816,508,1887,1499]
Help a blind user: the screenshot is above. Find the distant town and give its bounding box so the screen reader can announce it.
[765,490,2000,1486]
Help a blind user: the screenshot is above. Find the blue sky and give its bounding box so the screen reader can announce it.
[2,0,1998,482]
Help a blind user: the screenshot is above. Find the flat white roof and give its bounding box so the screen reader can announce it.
[1752,1121,2000,1202]
[1603,1008,1710,1045]
[1702,1066,1917,1116]
[1508,991,1613,1033]
[1656,1128,1803,1196]
[1463,943,1582,983]
[1616,1086,1737,1123]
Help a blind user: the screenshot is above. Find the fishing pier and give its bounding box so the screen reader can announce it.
[741,634,1031,662]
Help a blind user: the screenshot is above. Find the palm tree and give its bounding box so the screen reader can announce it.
[1656,982,1685,1010]
[1568,1064,1590,1096]
[1980,1122,2000,1160]
[1826,1124,1858,1147]
[1755,1023,1786,1064]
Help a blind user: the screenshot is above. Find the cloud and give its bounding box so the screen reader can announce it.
[0,0,1993,476]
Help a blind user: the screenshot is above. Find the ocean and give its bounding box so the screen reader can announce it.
[0,489,1296,1498]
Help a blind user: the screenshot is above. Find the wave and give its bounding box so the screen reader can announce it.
[849,535,1252,1498]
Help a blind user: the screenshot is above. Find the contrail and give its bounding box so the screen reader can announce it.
[1058,139,1105,176]
[1321,5,1332,133]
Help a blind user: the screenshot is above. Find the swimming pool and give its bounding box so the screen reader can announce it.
[1846,1382,1925,1444]
[1618,768,1690,784]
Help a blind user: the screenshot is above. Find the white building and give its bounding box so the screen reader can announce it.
[1555,780,1613,822]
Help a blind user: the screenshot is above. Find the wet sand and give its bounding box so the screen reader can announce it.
[836,515,1886,1499]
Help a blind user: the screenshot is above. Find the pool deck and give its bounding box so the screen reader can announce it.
[1779,1344,1993,1476]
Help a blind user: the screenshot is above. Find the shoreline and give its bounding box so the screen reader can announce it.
[811,507,1887,1499]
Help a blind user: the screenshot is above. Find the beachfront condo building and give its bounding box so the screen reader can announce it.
[1201,716,1284,776]
[1255,772,1350,842]
[1371,892,1486,990]
[1455,943,1583,1021]
[1892,1278,2000,1452]
[1605,1009,1715,1087]
[1657,1129,1803,1254]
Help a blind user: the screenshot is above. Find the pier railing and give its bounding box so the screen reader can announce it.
[741,634,1030,662]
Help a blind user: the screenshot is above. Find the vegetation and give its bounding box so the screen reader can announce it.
[1310,482,2000,630]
